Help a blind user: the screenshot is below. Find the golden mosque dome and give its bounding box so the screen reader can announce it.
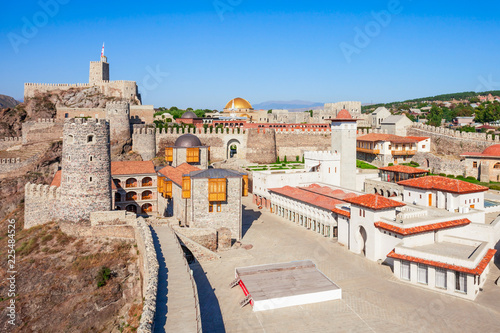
[224,97,253,111]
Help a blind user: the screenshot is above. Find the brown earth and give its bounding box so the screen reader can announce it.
[0,207,142,333]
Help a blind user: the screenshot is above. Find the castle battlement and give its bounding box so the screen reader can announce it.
[411,123,500,142]
[24,83,90,87]
[304,151,338,160]
[0,158,21,164]
[106,101,129,107]
[37,118,55,123]
[100,80,136,84]
[133,126,155,135]
[90,60,106,64]
[25,182,60,199]
[0,137,21,142]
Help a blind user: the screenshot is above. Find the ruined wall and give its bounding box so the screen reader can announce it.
[24,183,59,229]
[24,83,91,99]
[22,119,63,144]
[0,158,22,173]
[411,152,466,176]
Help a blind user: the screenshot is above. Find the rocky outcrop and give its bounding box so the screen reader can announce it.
[0,94,20,109]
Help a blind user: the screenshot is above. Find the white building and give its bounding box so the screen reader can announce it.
[267,176,499,301]
[380,115,414,136]
[371,107,391,129]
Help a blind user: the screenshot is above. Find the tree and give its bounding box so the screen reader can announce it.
[427,105,443,127]
[267,109,272,114]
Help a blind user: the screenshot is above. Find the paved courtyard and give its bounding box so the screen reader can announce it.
[193,197,500,333]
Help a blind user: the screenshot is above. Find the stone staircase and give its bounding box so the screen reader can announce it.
[152,225,201,333]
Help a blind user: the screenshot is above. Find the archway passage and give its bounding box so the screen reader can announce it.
[227,138,241,159]
[359,226,368,256]
[126,204,137,213]
[141,203,153,214]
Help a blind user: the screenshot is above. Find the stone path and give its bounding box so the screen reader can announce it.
[152,225,200,333]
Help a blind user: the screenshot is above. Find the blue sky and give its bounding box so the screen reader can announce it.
[1,0,499,109]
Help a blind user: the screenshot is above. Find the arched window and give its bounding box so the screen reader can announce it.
[141,203,153,214]
[113,179,122,188]
[142,190,153,200]
[142,177,153,187]
[68,135,74,144]
[126,192,137,201]
[126,178,137,188]
[494,163,500,169]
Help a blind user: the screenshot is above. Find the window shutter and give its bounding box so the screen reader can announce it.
[166,148,173,162]
[242,175,248,197]
[182,176,191,199]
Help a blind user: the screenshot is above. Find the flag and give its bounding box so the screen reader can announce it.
[101,43,105,57]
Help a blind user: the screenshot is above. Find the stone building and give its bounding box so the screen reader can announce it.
[165,134,209,169]
[380,115,413,136]
[158,164,248,240]
[111,161,157,215]
[370,107,391,128]
[332,109,358,189]
[461,144,500,182]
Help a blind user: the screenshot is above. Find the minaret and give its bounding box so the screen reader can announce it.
[331,109,358,190]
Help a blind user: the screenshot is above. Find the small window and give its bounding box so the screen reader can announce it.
[401,261,410,280]
[436,268,447,289]
[473,162,478,168]
[89,155,93,162]
[422,145,426,149]
[67,155,71,161]
[418,264,428,284]
[89,176,93,183]
[68,135,74,144]
[87,135,95,143]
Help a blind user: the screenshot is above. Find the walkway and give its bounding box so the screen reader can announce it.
[152,225,200,333]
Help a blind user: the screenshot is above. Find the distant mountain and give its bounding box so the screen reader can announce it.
[0,94,21,109]
[253,100,324,111]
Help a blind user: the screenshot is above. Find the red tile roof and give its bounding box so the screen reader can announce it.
[336,109,353,120]
[398,176,488,194]
[158,163,201,186]
[375,219,471,236]
[344,194,406,210]
[387,249,497,275]
[379,165,428,174]
[405,136,430,142]
[50,170,62,187]
[462,144,500,158]
[299,184,359,200]
[111,161,156,175]
[357,134,418,144]
[268,186,351,217]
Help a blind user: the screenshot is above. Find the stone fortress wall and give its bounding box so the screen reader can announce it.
[22,118,63,144]
[0,137,22,150]
[24,183,59,229]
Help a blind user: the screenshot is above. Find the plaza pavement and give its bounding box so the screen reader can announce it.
[193,197,500,333]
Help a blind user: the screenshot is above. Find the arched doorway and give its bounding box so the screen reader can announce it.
[358,226,368,256]
[227,139,241,159]
[125,204,137,213]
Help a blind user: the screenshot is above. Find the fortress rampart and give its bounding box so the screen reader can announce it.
[24,183,59,229]
[22,118,63,144]
[0,137,22,150]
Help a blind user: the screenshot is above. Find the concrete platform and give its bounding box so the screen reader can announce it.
[236,260,341,311]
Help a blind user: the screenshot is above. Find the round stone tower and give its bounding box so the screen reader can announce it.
[132,125,156,161]
[56,118,112,222]
[106,101,131,144]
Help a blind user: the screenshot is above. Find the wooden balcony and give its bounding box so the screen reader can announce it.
[356,147,380,155]
[392,150,417,156]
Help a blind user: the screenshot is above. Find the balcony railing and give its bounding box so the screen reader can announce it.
[142,195,153,200]
[392,150,417,156]
[142,182,153,187]
[356,147,380,154]
[126,183,137,188]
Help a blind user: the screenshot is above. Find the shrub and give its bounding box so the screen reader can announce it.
[439,173,446,177]
[447,175,455,178]
[388,163,394,166]
[489,184,500,191]
[296,156,299,162]
[410,161,420,167]
[284,156,287,163]
[466,176,476,181]
[96,266,112,288]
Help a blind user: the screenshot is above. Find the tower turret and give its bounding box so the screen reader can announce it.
[89,46,109,84]
[57,118,112,221]
[331,109,358,190]
[106,101,131,144]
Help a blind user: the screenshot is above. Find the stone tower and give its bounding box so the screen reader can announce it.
[132,125,156,161]
[56,118,112,222]
[106,101,131,144]
[89,55,109,85]
[331,109,357,190]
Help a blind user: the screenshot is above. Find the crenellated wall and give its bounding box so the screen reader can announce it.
[24,182,59,229]
[0,137,22,150]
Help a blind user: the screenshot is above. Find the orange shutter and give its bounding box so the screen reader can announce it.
[209,178,226,202]
[242,175,248,197]
[182,176,191,199]
[166,147,173,162]
[165,181,172,198]
[157,176,164,194]
[186,148,199,163]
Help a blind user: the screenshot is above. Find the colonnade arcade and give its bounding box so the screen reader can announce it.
[270,194,338,238]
